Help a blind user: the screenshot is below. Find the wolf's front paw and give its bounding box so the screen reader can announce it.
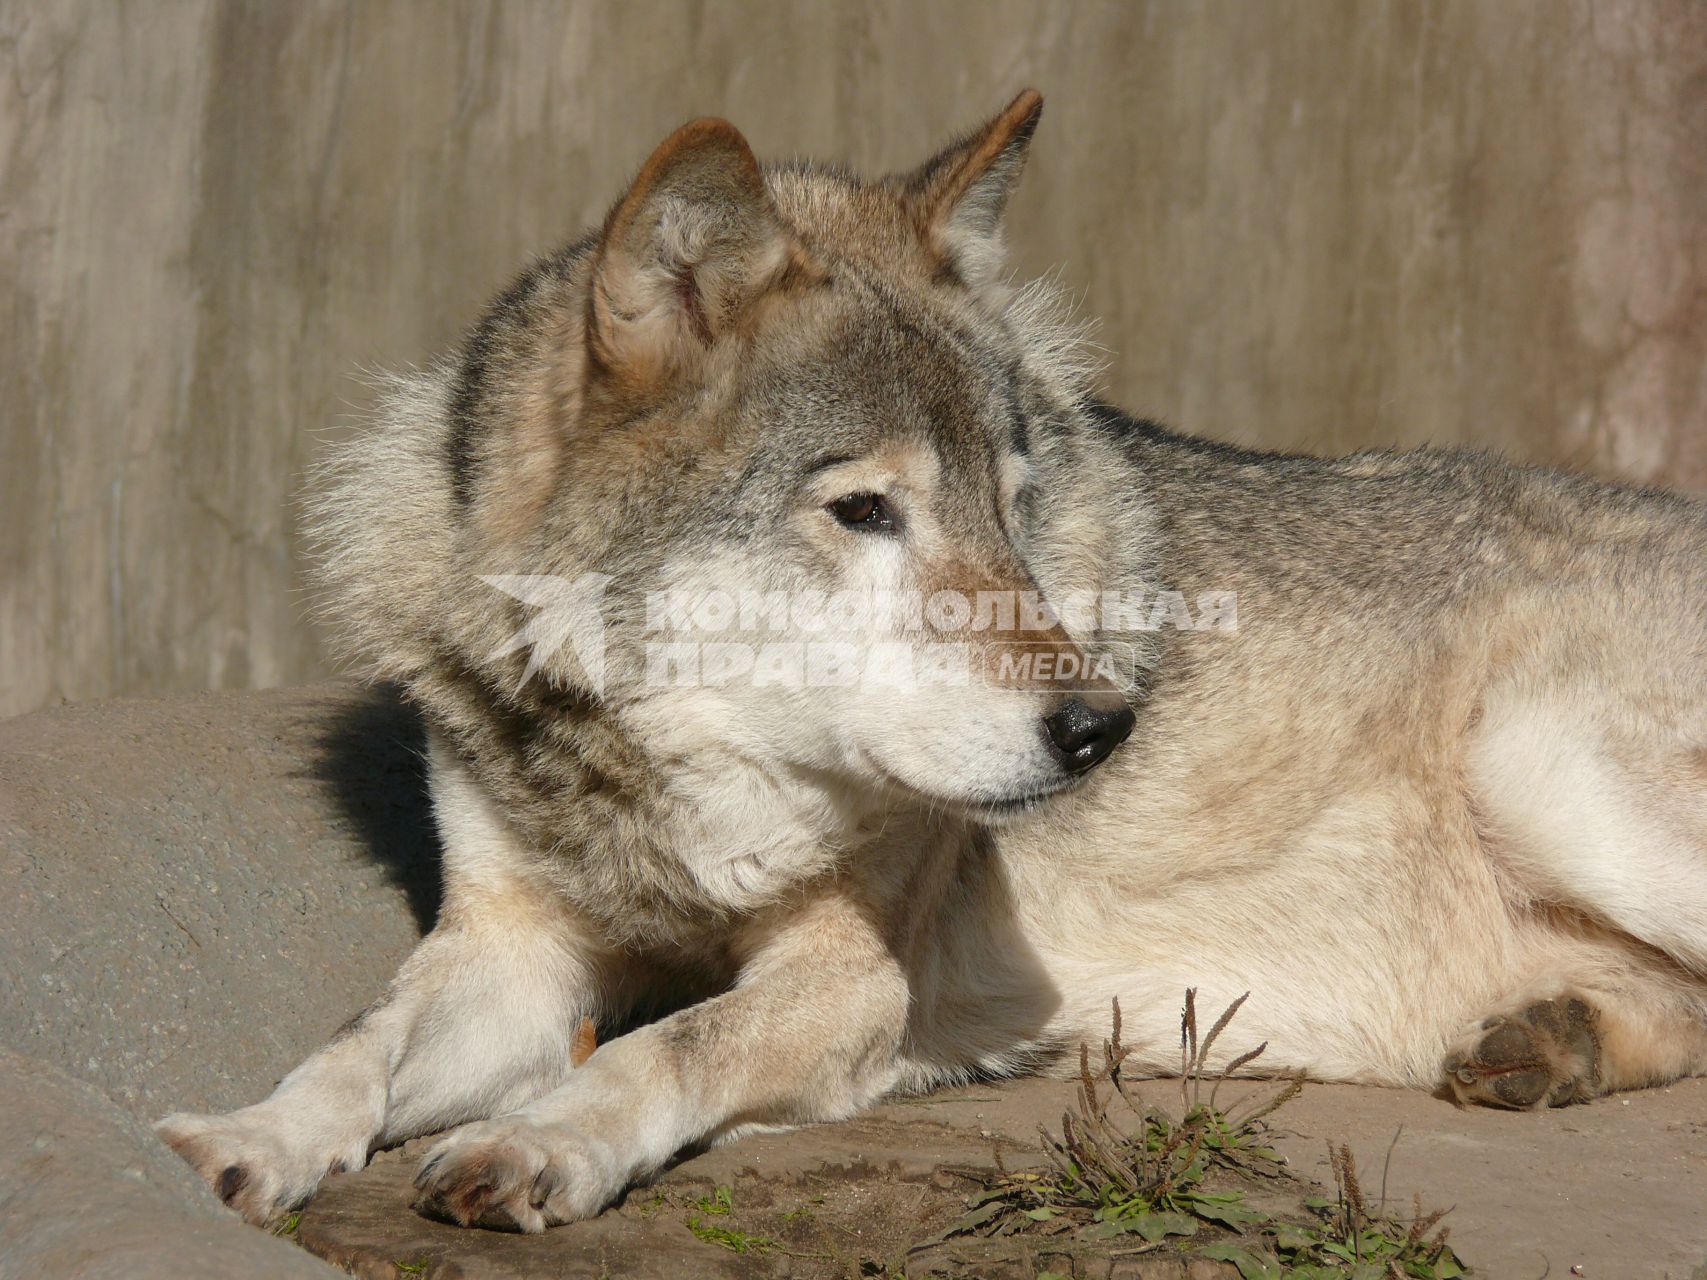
[411,1118,624,1232]
[155,1107,366,1225]
[1442,994,1603,1109]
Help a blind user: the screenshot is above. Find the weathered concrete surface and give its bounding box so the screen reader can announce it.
[0,1046,338,1279]
[4,1,1706,716]
[0,684,433,1116]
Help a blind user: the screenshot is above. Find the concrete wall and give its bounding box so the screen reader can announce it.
[4,1,1704,716]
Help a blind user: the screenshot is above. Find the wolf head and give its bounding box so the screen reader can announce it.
[314,92,1153,829]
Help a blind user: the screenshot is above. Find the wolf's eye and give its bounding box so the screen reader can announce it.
[827,492,895,532]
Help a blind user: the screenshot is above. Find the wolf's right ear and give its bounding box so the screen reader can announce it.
[586,118,802,389]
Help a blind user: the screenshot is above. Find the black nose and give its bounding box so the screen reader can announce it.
[1043,697,1136,774]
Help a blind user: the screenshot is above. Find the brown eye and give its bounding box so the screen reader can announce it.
[827,492,895,532]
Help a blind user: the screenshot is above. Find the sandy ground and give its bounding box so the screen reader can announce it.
[4,686,1705,1278]
[295,1073,1707,1279]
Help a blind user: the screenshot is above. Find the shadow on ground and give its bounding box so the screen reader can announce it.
[307,685,443,932]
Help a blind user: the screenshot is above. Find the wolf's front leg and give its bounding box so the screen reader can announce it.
[411,891,909,1231]
[157,735,611,1224]
[155,897,604,1225]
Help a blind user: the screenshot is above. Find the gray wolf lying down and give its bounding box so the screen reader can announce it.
[159,91,1707,1231]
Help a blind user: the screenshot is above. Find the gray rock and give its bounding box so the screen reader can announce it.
[0,1045,338,1278]
[0,684,433,1117]
[0,684,429,1276]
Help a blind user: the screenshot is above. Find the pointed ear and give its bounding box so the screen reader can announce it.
[898,89,1043,295]
[587,118,799,386]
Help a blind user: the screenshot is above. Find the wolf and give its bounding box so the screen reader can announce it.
[158,90,1707,1232]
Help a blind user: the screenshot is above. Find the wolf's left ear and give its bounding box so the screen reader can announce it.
[587,118,802,387]
[897,89,1043,296]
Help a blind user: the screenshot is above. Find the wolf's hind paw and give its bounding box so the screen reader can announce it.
[1441,994,1602,1109]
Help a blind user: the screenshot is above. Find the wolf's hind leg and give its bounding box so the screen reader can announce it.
[1467,701,1707,974]
[1443,974,1707,1108]
[1451,689,1707,1104]
[157,739,606,1225]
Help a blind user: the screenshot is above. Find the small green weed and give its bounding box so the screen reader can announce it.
[692,1184,735,1216]
[687,1216,776,1254]
[925,991,1298,1249]
[914,991,1467,1278]
[684,1184,777,1255]
[1265,1141,1460,1278]
[1201,1141,1464,1278]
